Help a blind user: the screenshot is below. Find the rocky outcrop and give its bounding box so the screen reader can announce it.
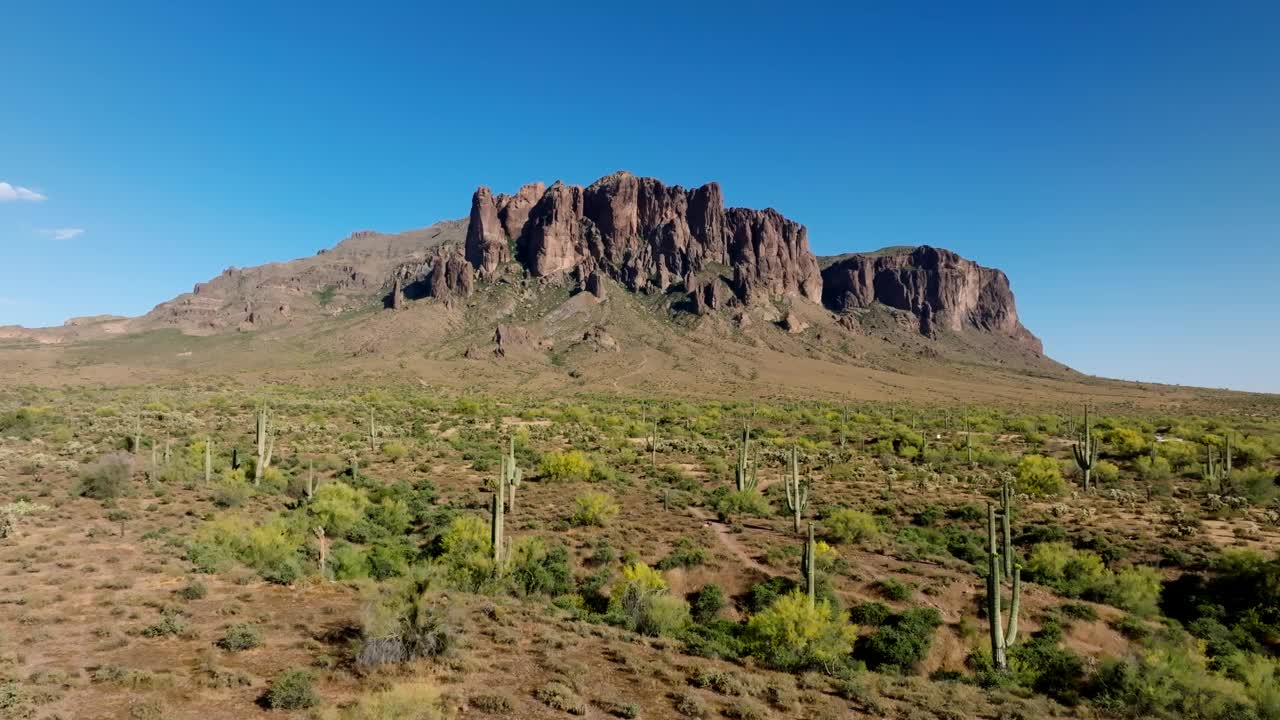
[821,246,1041,351]
[425,250,475,300]
[465,187,507,276]
[466,171,822,306]
[465,183,547,278]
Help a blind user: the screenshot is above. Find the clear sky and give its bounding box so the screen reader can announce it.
[2,2,1277,392]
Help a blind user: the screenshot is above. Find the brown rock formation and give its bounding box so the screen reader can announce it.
[466,183,547,277]
[467,171,822,305]
[821,246,1041,351]
[465,187,507,276]
[426,250,475,300]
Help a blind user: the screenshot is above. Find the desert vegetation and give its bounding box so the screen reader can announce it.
[1,387,1279,718]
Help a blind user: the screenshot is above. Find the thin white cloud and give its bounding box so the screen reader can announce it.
[39,228,84,241]
[0,182,47,202]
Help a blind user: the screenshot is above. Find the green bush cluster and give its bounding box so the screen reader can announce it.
[1024,542,1161,615]
[856,606,942,673]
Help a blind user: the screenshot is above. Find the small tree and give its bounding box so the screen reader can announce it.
[569,491,620,527]
[1015,454,1067,496]
[745,589,857,672]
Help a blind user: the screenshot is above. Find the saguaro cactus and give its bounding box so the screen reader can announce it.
[986,503,1021,671]
[1072,404,1100,491]
[802,522,817,608]
[314,527,329,581]
[133,411,143,457]
[1204,434,1233,493]
[204,437,213,483]
[368,408,377,452]
[734,424,758,493]
[254,404,274,486]
[306,459,316,500]
[490,490,505,565]
[650,417,659,468]
[1000,473,1015,577]
[783,445,811,534]
[502,436,523,512]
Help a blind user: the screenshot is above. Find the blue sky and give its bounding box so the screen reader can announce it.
[2,2,1277,392]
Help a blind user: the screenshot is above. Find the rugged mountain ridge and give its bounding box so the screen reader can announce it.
[821,246,1041,352]
[466,171,822,304]
[3,171,1042,361]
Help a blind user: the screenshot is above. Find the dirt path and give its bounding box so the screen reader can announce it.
[611,353,649,389]
[689,506,782,577]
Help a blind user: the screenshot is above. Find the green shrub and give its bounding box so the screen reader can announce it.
[534,680,585,715]
[1015,454,1067,496]
[381,441,408,460]
[849,601,892,626]
[874,578,912,601]
[217,624,262,652]
[263,668,319,710]
[1087,637,1256,719]
[823,508,879,545]
[310,482,370,539]
[438,514,494,591]
[505,537,573,597]
[1105,427,1148,458]
[358,572,460,667]
[745,590,857,672]
[856,607,942,673]
[658,538,708,570]
[569,491,620,527]
[177,579,208,600]
[1025,542,1109,599]
[540,451,593,482]
[714,489,771,518]
[608,562,689,636]
[142,610,190,638]
[1105,565,1162,617]
[690,584,726,624]
[211,476,250,508]
[1093,460,1121,484]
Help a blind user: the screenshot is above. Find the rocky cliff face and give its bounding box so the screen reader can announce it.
[465,171,822,305]
[821,246,1042,352]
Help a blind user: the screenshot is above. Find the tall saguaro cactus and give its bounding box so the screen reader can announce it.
[802,522,817,609]
[986,503,1021,671]
[204,437,213,483]
[1205,434,1233,493]
[134,411,143,457]
[734,423,758,493]
[783,445,811,534]
[650,417,659,468]
[254,404,274,486]
[502,436,523,512]
[1072,404,1100,491]
[965,416,974,465]
[490,490,505,565]
[1000,473,1015,577]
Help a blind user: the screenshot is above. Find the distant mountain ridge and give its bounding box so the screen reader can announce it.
[2,171,1043,363]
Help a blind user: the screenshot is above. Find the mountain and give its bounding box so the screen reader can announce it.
[0,171,1062,394]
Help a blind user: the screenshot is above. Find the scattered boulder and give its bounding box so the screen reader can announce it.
[494,324,532,357]
[781,310,809,334]
[581,327,618,352]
